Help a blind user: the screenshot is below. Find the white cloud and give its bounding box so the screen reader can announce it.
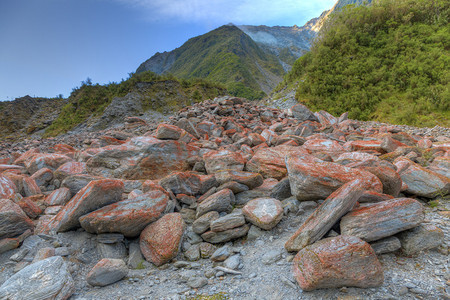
[116,0,336,26]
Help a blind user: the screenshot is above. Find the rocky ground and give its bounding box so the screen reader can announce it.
[0,96,449,300]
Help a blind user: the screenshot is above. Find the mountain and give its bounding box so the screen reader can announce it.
[137,25,285,99]
[278,0,449,127]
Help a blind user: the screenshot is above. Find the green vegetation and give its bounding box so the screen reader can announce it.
[279,0,449,127]
[44,71,225,136]
[138,25,285,100]
[187,293,228,300]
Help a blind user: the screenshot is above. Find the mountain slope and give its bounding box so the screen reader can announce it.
[279,0,449,127]
[137,25,285,99]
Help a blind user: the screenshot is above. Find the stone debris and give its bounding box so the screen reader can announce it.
[0,97,448,296]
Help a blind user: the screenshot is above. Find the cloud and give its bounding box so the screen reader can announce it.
[116,0,336,26]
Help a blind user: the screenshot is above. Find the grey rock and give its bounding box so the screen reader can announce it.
[398,224,444,255]
[0,199,34,240]
[97,242,127,259]
[235,190,269,206]
[201,224,250,244]
[187,277,208,289]
[0,256,74,300]
[97,233,125,244]
[340,198,424,242]
[192,211,219,235]
[128,241,145,269]
[196,189,234,218]
[291,104,319,122]
[210,211,246,232]
[185,230,203,245]
[223,254,241,270]
[270,177,292,200]
[262,249,283,265]
[211,245,232,262]
[86,258,128,287]
[370,236,401,255]
[217,181,249,194]
[184,244,200,261]
[247,225,264,240]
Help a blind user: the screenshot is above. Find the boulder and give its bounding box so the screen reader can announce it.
[286,154,382,201]
[269,177,292,200]
[394,157,449,198]
[24,153,72,174]
[44,179,124,233]
[293,235,383,291]
[370,236,401,255]
[196,189,234,218]
[140,213,185,266]
[340,198,424,242]
[80,189,169,237]
[30,168,53,187]
[86,258,128,287]
[156,124,183,140]
[242,198,283,230]
[285,179,364,252]
[203,150,245,174]
[0,174,18,199]
[192,211,219,235]
[210,210,246,232]
[61,174,103,196]
[397,224,444,256]
[54,161,87,180]
[22,177,41,197]
[0,199,34,240]
[291,104,319,122]
[214,170,263,189]
[46,187,72,206]
[159,172,202,196]
[302,139,344,153]
[201,224,250,243]
[0,256,74,300]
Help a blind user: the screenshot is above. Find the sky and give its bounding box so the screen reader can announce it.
[0,0,336,101]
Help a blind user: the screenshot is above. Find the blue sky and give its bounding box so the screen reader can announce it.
[0,0,336,100]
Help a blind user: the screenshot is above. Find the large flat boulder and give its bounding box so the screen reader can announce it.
[80,189,169,237]
[340,198,424,242]
[293,235,383,291]
[44,179,124,233]
[285,179,364,252]
[203,150,245,174]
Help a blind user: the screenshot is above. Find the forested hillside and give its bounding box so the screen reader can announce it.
[279,0,449,127]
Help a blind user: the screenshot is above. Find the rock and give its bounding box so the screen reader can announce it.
[97,242,127,259]
[358,165,402,197]
[86,258,128,287]
[247,225,264,240]
[30,168,53,187]
[24,153,72,174]
[17,197,43,219]
[0,199,34,240]
[340,198,424,242]
[224,254,241,270]
[217,181,249,194]
[285,179,364,252]
[398,224,444,255]
[201,224,250,244]
[45,187,72,206]
[203,150,245,174]
[211,245,232,262]
[192,211,219,235]
[187,277,208,289]
[291,104,319,122]
[140,213,185,266]
[156,124,183,140]
[127,241,145,269]
[269,177,292,200]
[303,139,344,153]
[199,242,216,258]
[79,189,168,237]
[0,256,74,300]
[184,244,200,261]
[160,172,204,196]
[21,177,41,197]
[394,157,449,198]
[54,161,87,180]
[196,189,234,218]
[61,174,103,196]
[370,236,401,255]
[43,179,124,233]
[358,191,394,203]
[0,174,18,199]
[86,137,199,180]
[293,235,384,291]
[262,249,283,265]
[286,154,382,201]
[214,170,263,189]
[246,145,309,180]
[210,211,246,232]
[97,233,124,244]
[242,198,283,230]
[0,238,19,254]
[235,190,269,206]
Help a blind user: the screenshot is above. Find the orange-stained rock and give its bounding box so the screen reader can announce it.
[22,177,41,197]
[381,134,408,153]
[51,144,76,155]
[0,175,18,199]
[286,154,382,201]
[17,198,43,219]
[0,199,34,239]
[30,168,53,187]
[334,152,379,165]
[214,170,263,189]
[46,187,72,206]
[0,165,24,173]
[79,189,169,237]
[302,139,344,153]
[196,189,234,218]
[13,148,40,166]
[358,191,394,203]
[285,179,364,252]
[293,235,384,291]
[203,150,245,174]
[24,153,72,174]
[394,157,449,198]
[156,124,183,140]
[140,213,185,266]
[340,198,424,242]
[0,238,20,254]
[357,165,402,197]
[418,138,433,149]
[242,198,283,230]
[87,137,199,180]
[343,140,384,153]
[54,162,87,180]
[159,172,204,196]
[43,179,124,233]
[246,145,309,180]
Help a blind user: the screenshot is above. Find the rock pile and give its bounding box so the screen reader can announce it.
[0,97,448,298]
